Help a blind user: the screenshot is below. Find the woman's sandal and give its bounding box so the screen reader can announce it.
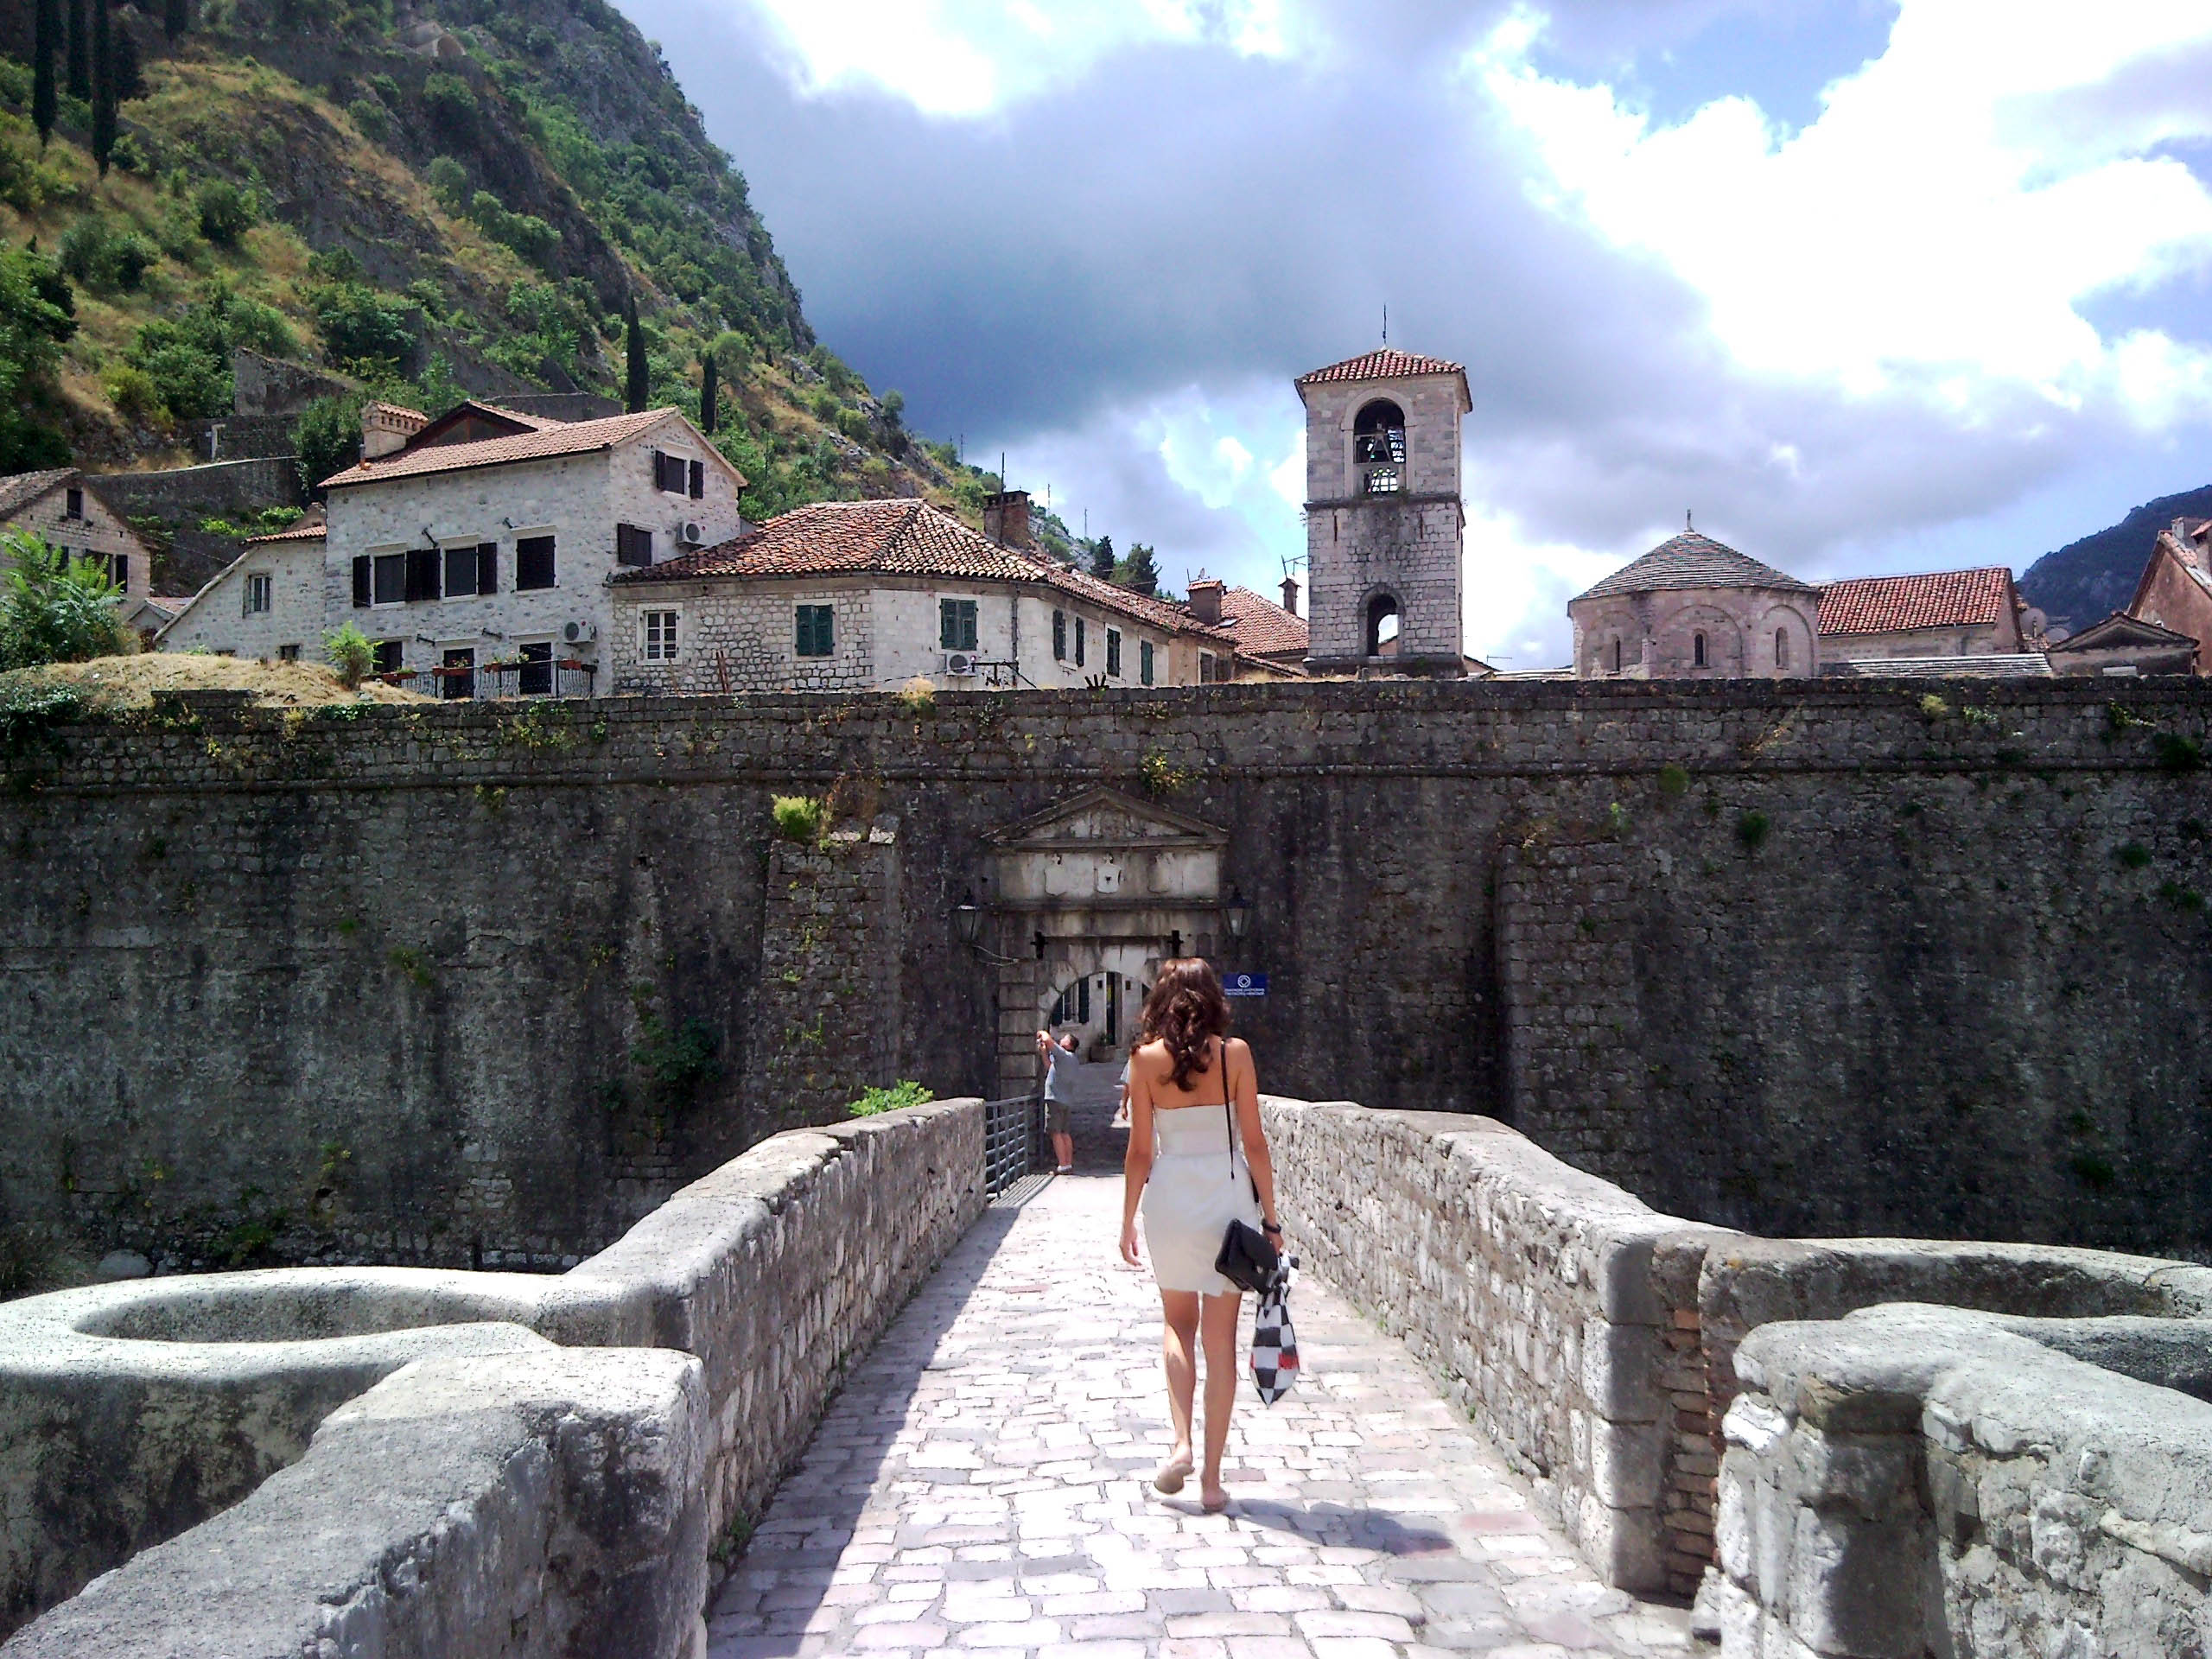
[1152,1452,1193,1495]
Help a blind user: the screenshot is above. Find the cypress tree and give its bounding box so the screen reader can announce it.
[33,0,60,147]
[163,0,187,41]
[1124,542,1160,597]
[623,298,647,414]
[66,0,89,102]
[699,348,717,434]
[90,0,114,177]
[111,20,141,103]
[1089,533,1114,582]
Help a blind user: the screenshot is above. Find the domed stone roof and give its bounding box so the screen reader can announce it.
[1573,531,1815,603]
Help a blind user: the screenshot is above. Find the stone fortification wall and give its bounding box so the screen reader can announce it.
[3,677,2211,1275]
[88,457,305,522]
[0,1098,985,1644]
[1264,1098,2212,1631]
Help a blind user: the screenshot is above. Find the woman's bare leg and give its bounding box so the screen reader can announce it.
[1160,1289,1200,1467]
[1198,1291,1242,1505]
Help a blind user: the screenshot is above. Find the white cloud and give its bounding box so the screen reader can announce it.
[1473,2,2212,415]
[746,0,1290,116]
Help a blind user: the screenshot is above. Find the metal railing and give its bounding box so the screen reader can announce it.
[983,1093,1046,1198]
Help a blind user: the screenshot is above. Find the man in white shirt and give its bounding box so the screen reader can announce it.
[1036,1027,1079,1174]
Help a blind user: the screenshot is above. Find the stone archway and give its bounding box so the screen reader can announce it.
[979,788,1229,1107]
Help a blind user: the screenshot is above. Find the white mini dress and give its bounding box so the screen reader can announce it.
[1140,1061,1262,1296]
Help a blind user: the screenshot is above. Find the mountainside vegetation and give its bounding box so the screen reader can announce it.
[0,0,1063,537]
[2018,483,2212,632]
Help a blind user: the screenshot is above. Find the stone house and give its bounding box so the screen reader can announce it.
[1210,578,1310,674]
[0,467,158,638]
[2046,611,2197,677]
[1570,530,1821,679]
[2116,517,2212,676]
[156,517,329,662]
[607,497,1242,694]
[1815,567,2033,662]
[312,399,746,697]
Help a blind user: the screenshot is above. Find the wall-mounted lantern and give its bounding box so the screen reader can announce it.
[953,891,984,947]
[1223,887,1251,943]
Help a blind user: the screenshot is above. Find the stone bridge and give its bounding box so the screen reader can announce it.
[3,1098,2209,1657]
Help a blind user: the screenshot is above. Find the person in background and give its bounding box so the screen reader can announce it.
[1036,1026,1079,1173]
[1111,1055,1131,1130]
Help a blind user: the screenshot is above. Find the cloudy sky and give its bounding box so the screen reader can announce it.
[616,0,2212,665]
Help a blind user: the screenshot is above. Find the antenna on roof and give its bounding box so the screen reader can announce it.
[1382,304,1389,346]
[1687,509,1694,532]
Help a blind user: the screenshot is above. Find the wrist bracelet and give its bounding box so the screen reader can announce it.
[1261,1220,1282,1234]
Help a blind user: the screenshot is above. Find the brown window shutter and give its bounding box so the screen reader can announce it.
[477,543,499,595]
[688,459,703,499]
[353,556,372,608]
[405,547,441,602]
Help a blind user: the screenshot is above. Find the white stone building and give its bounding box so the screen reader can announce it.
[607,497,1245,694]
[1570,530,1821,679]
[156,519,329,661]
[1295,348,1470,677]
[0,467,159,639]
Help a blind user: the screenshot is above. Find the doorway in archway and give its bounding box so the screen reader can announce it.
[1044,969,1151,1061]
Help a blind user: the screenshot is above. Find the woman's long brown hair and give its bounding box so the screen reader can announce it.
[1139,958,1230,1090]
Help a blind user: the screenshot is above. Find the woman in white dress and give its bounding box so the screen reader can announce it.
[1118,958,1282,1513]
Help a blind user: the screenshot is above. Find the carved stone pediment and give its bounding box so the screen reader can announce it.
[986,788,1224,912]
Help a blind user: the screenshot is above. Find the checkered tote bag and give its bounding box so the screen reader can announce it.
[1249,1256,1300,1405]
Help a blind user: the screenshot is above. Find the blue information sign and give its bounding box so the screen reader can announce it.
[1223,973,1268,998]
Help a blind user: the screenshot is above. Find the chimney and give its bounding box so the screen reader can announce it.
[1186,575,1224,627]
[982,489,1031,550]
[360,402,429,461]
[1281,575,1300,617]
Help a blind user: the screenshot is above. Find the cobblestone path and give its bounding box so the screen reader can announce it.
[707,1174,1694,1659]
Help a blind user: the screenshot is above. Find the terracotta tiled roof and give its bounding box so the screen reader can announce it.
[245,523,327,544]
[1817,568,2014,636]
[618,499,1236,640]
[1217,586,1308,657]
[1297,349,1465,385]
[1574,531,1815,602]
[322,407,687,490]
[0,467,77,519]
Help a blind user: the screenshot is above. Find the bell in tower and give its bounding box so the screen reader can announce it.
[1294,348,1471,677]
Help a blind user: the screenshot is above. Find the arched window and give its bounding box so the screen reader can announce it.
[1694,632,1707,669]
[1611,638,1622,674]
[1774,627,1789,670]
[1366,593,1402,658]
[1354,399,1407,494]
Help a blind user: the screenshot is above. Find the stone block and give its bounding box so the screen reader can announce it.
[1783,1507,1934,1659]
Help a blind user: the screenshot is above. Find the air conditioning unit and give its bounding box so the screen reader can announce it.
[943,652,979,677]
[562,620,598,646]
[679,521,706,547]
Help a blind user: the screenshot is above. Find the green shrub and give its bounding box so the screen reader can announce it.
[1656,763,1689,797]
[771,794,823,842]
[631,1013,719,1102]
[323,621,374,689]
[425,155,468,209]
[849,1080,932,1117]
[309,280,415,372]
[104,365,163,422]
[0,533,132,670]
[58,216,158,291]
[2116,842,2152,870]
[346,95,390,143]
[1916,693,1949,721]
[2155,733,2204,774]
[294,391,368,493]
[193,180,256,246]
[421,73,479,142]
[1736,810,1771,852]
[127,285,296,419]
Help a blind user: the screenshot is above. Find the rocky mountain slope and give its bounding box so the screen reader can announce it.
[0,0,1048,538]
[2018,483,2212,632]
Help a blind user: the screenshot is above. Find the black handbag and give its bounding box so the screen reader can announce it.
[1210,1041,1280,1293]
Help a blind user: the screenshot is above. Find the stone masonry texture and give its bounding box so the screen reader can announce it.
[3,678,2212,1277]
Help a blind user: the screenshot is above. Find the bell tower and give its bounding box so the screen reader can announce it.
[1295,348,1471,677]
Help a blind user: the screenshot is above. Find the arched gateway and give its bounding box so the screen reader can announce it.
[978,787,1230,1097]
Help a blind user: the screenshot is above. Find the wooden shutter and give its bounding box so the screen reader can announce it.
[353,556,372,608]
[688,459,703,499]
[477,543,499,595]
[111,554,127,591]
[405,547,441,601]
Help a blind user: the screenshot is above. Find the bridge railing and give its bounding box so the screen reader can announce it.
[982,1093,1044,1197]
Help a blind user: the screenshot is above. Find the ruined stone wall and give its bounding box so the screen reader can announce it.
[1,678,2209,1274]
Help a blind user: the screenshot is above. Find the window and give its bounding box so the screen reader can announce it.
[652,450,689,493]
[1694,632,1707,668]
[644,610,683,662]
[1610,638,1622,674]
[1366,593,1402,658]
[372,553,406,606]
[1107,628,1122,677]
[352,557,371,608]
[940,597,978,652]
[1198,652,1218,683]
[276,644,300,662]
[1052,608,1066,661]
[244,572,272,615]
[518,640,553,696]
[1775,628,1789,670]
[1140,640,1154,685]
[443,544,479,596]
[63,487,83,519]
[1363,467,1402,494]
[442,647,475,701]
[1074,617,1085,667]
[372,639,404,674]
[794,604,833,658]
[687,459,704,499]
[516,536,556,590]
[1354,399,1408,496]
[616,524,654,568]
[109,553,128,590]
